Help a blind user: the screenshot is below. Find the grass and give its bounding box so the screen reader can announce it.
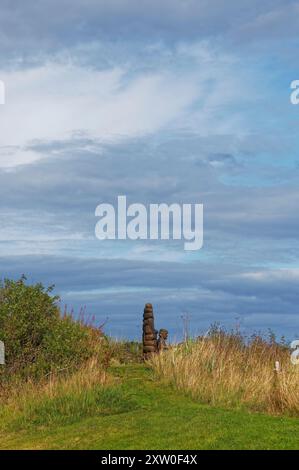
[0,364,298,450]
[150,330,299,416]
[0,359,136,430]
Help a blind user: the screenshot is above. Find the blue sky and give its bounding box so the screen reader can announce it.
[1,0,299,339]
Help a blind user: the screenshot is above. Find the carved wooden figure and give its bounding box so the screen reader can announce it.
[142,303,158,359]
[157,329,169,352]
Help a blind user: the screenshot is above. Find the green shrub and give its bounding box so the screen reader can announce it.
[0,277,103,380]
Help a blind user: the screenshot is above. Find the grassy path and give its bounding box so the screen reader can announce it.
[1,364,298,450]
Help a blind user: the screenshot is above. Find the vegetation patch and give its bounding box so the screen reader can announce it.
[0,277,106,381]
[150,326,299,416]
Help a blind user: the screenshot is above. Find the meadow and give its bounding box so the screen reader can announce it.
[1,365,299,450]
[150,327,299,416]
[0,278,298,450]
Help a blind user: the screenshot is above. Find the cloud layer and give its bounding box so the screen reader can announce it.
[0,1,299,339]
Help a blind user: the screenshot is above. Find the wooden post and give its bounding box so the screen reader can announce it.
[274,361,280,373]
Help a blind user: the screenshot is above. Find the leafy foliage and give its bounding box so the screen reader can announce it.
[0,277,103,379]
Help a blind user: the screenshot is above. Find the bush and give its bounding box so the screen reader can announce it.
[0,277,103,380]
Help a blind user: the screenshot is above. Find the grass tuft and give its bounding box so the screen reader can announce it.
[150,328,299,416]
[0,360,138,431]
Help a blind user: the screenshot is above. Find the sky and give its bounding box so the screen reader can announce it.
[1,0,299,340]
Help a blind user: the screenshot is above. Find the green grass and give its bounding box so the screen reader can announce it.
[6,385,137,430]
[0,364,298,450]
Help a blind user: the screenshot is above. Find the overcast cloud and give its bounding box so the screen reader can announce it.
[0,1,299,339]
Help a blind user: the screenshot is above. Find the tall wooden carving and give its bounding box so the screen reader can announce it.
[142,303,158,359]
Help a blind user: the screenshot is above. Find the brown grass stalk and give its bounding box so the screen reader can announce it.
[150,331,299,416]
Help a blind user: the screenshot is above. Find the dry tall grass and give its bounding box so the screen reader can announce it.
[0,358,110,427]
[0,338,142,431]
[150,329,299,416]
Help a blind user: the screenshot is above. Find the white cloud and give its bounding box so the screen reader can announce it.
[0,61,199,168]
[240,268,299,282]
[0,42,251,168]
